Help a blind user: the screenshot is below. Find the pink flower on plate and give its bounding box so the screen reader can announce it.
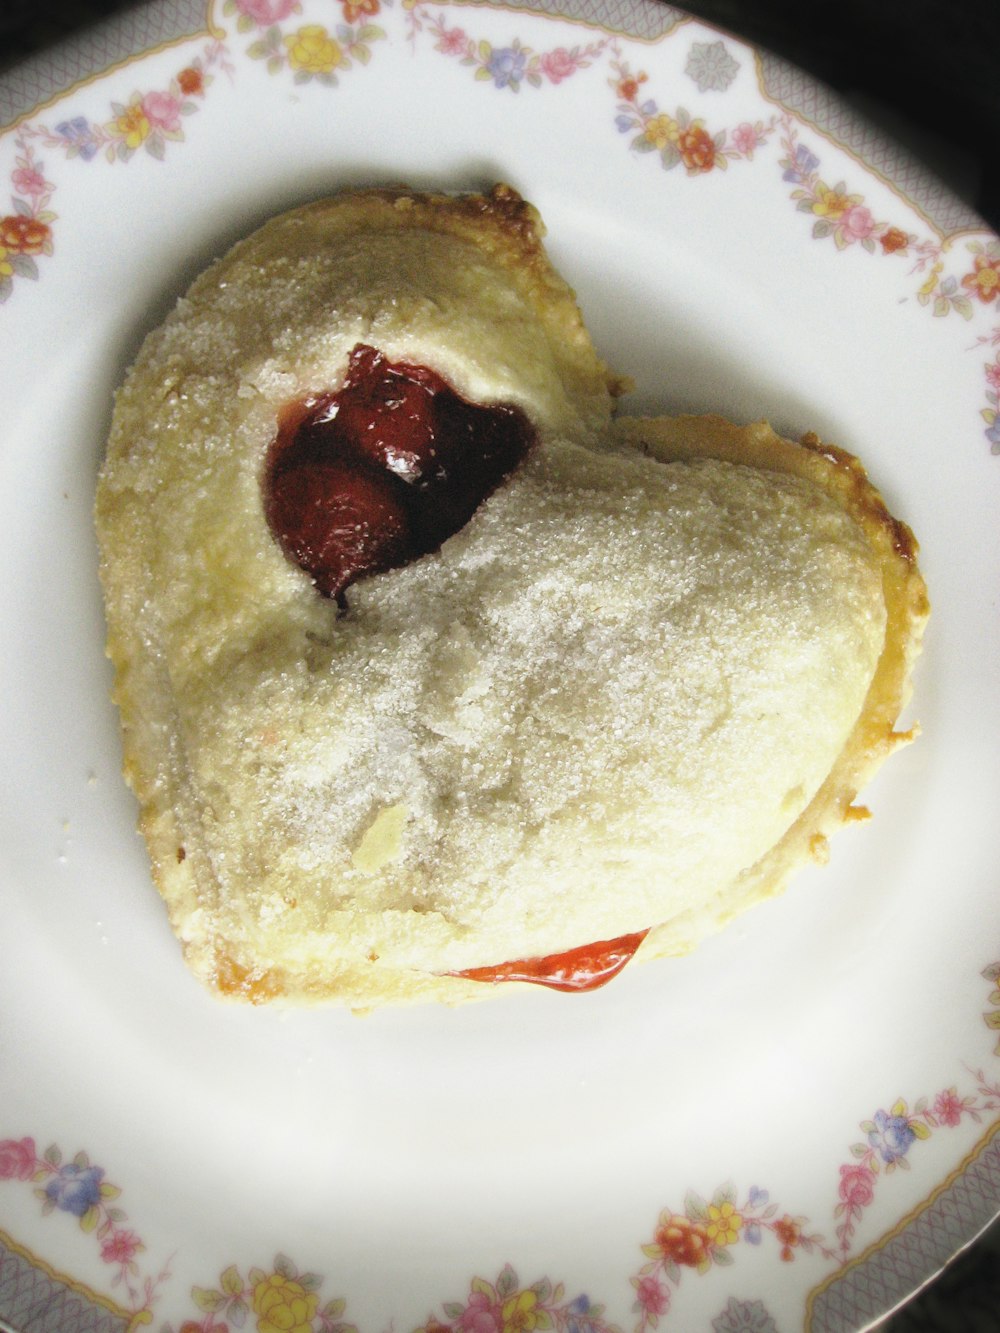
[839,202,876,242]
[236,0,300,23]
[458,1290,502,1333]
[0,1136,36,1180]
[932,1088,965,1127]
[731,121,759,155]
[838,1163,876,1209]
[12,165,50,198]
[438,27,468,56]
[540,48,578,83]
[100,1229,143,1266]
[142,90,182,133]
[633,1274,670,1317]
[985,359,1000,392]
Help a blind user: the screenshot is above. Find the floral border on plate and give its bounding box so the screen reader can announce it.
[2,0,997,453]
[2,956,999,1331]
[1,3,999,1331]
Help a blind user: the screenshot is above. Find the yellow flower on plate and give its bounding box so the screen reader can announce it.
[112,101,151,149]
[501,1290,551,1333]
[284,24,345,74]
[643,113,679,150]
[251,1272,319,1333]
[705,1200,743,1247]
[0,245,12,278]
[811,181,857,220]
[918,261,943,299]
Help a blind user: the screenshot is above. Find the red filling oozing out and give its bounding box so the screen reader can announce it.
[449,929,650,992]
[265,344,535,604]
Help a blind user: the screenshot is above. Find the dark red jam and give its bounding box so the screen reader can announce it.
[449,928,650,993]
[265,345,535,604]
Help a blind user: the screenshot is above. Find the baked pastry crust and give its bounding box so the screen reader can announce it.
[97,187,927,1007]
[611,415,928,967]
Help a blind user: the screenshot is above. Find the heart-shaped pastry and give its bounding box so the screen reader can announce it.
[96,187,927,1006]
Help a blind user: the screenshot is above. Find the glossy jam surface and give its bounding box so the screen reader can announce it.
[265,345,534,602]
[449,929,650,992]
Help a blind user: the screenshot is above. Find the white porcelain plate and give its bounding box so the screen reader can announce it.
[1,3,999,1331]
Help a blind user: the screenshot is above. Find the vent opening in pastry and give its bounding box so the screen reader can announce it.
[264,344,535,605]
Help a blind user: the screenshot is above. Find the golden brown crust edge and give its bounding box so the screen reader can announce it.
[342,183,630,404]
[612,415,929,965]
[212,183,628,417]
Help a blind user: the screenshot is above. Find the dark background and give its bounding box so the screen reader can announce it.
[1,1,998,1329]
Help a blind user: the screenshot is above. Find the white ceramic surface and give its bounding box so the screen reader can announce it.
[1,3,999,1332]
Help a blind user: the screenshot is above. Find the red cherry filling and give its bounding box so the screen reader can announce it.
[265,345,534,604]
[448,928,650,993]
[267,459,412,601]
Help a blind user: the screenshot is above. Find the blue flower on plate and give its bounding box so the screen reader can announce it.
[487,46,526,89]
[782,142,819,183]
[742,1186,769,1243]
[45,1162,105,1216]
[565,1294,597,1333]
[987,419,1000,453]
[54,116,99,161]
[867,1108,916,1164]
